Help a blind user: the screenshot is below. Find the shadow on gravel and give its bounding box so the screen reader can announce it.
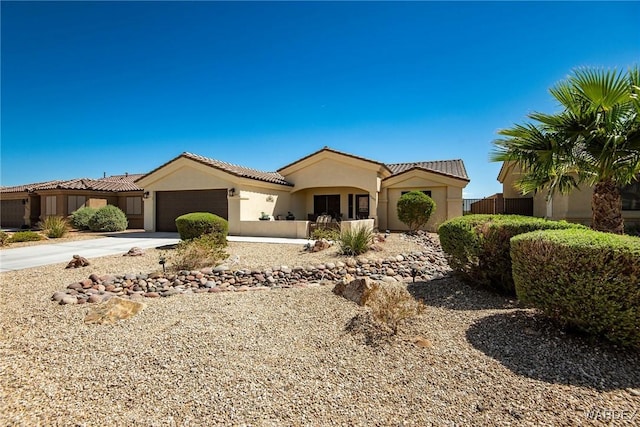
[407,277,517,311]
[466,310,640,390]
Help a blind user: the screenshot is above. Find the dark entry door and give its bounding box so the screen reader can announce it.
[356,194,369,219]
[314,194,340,219]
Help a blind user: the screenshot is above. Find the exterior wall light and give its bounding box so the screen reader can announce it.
[143,191,150,199]
[228,188,235,197]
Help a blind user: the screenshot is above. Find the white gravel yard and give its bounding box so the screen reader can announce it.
[1,235,638,426]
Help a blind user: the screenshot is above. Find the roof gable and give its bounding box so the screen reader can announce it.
[385,160,469,182]
[136,152,292,186]
[277,146,392,175]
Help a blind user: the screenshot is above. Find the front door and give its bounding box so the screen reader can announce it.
[356,194,369,219]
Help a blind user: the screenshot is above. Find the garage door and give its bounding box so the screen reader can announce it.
[1,199,25,228]
[156,189,228,232]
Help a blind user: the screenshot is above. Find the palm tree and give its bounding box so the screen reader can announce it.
[492,66,640,234]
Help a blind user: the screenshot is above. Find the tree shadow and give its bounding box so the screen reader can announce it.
[407,277,517,311]
[466,310,640,390]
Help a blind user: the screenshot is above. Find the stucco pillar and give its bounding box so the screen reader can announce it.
[378,188,388,230]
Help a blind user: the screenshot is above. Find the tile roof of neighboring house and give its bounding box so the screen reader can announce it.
[137,152,292,186]
[385,160,470,182]
[277,146,391,173]
[0,180,63,194]
[0,175,143,193]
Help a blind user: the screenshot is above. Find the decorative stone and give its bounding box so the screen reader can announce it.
[65,255,90,269]
[123,247,145,256]
[84,297,146,325]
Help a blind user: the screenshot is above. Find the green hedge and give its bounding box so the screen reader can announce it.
[70,207,98,230]
[438,214,585,295]
[511,229,640,349]
[175,212,228,244]
[89,205,128,232]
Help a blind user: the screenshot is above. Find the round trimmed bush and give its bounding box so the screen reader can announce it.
[70,207,98,230]
[397,191,436,232]
[88,205,128,232]
[175,212,228,244]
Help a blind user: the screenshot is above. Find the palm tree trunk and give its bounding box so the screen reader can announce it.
[592,180,624,234]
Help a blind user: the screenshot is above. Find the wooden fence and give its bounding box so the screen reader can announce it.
[463,198,533,216]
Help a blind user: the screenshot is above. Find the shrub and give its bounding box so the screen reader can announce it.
[511,229,640,349]
[88,205,128,232]
[366,284,425,335]
[171,233,228,271]
[70,207,98,230]
[397,191,436,232]
[9,230,43,243]
[175,212,228,245]
[38,216,69,238]
[338,225,373,255]
[0,231,9,246]
[438,214,585,295]
[311,227,340,241]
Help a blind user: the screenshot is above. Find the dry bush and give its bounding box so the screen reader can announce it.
[366,284,425,335]
[170,234,228,271]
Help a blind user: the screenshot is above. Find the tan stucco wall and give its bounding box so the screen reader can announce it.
[137,158,292,233]
[282,156,380,196]
[381,172,467,231]
[237,186,292,222]
[235,220,310,238]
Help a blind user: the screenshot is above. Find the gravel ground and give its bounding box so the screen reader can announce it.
[1,234,638,426]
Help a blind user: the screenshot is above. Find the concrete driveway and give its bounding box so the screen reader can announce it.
[0,232,181,273]
[0,232,314,272]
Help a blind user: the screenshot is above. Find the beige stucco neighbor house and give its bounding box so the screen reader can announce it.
[136,147,469,237]
[497,162,640,227]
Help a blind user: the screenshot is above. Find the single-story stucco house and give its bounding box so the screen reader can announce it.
[135,147,469,237]
[0,174,144,229]
[497,161,640,227]
[1,147,469,236]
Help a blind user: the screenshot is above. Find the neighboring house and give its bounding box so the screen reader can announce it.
[135,147,469,237]
[497,162,640,227]
[0,174,144,229]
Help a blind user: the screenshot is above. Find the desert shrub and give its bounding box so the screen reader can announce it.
[511,229,640,349]
[175,212,228,245]
[338,225,373,255]
[9,230,43,243]
[397,191,436,232]
[438,214,585,295]
[38,216,69,238]
[88,205,128,232]
[311,227,340,241]
[0,231,9,246]
[366,284,425,335]
[171,233,228,271]
[70,207,98,230]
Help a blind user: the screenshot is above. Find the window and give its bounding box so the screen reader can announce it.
[313,194,340,219]
[348,194,354,219]
[68,195,86,213]
[622,181,640,210]
[45,196,57,216]
[126,197,143,215]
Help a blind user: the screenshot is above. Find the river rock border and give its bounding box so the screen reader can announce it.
[52,232,452,305]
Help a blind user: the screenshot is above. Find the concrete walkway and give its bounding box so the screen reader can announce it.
[0,232,313,272]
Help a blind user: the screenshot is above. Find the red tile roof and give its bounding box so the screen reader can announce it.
[1,175,143,193]
[385,160,469,181]
[137,152,292,186]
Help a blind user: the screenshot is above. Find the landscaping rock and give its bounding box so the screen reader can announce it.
[333,276,380,306]
[65,255,90,269]
[123,247,145,256]
[84,297,146,325]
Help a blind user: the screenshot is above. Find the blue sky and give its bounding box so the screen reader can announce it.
[2,1,639,198]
